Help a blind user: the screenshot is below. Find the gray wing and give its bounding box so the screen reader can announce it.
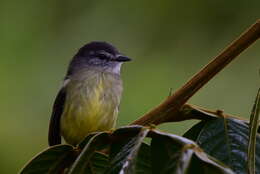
[48,87,66,146]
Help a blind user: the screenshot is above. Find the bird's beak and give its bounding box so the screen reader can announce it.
[115,55,132,62]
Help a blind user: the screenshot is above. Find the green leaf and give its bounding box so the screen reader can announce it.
[187,155,231,174]
[78,132,99,149]
[135,143,152,174]
[192,148,234,174]
[150,129,234,174]
[108,125,144,159]
[110,142,152,174]
[180,104,218,121]
[150,130,190,174]
[107,126,149,174]
[183,121,207,141]
[184,118,260,174]
[88,152,110,174]
[112,125,144,137]
[248,88,260,174]
[20,145,75,174]
[68,132,110,174]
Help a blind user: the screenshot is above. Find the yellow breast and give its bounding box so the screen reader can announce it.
[60,70,122,145]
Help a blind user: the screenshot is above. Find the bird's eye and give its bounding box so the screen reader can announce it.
[95,51,112,60]
[97,53,108,60]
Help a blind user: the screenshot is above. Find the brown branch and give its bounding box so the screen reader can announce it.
[131,19,260,126]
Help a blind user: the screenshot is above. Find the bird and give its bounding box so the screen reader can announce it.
[48,41,131,146]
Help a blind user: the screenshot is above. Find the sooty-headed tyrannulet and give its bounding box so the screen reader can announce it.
[48,41,131,146]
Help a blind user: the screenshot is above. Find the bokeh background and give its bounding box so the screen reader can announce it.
[1,1,259,173]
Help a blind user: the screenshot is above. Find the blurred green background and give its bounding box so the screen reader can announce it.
[1,0,259,173]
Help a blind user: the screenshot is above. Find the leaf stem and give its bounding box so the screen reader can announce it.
[247,88,260,174]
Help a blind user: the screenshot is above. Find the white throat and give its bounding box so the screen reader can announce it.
[111,63,122,74]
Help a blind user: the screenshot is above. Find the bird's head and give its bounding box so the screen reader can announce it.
[69,41,131,75]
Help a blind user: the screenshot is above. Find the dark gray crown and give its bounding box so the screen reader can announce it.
[76,41,119,57]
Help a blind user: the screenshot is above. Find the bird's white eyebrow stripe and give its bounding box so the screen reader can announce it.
[99,50,114,56]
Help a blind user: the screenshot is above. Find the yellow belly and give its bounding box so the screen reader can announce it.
[60,71,122,145]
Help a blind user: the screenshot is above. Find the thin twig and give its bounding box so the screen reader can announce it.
[131,19,260,126]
